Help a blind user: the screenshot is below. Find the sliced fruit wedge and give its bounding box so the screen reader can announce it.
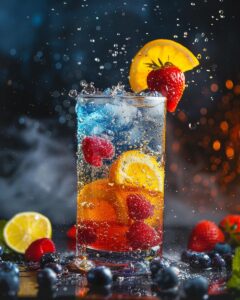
[129,39,199,93]
[4,212,52,253]
[109,150,164,193]
[77,179,129,225]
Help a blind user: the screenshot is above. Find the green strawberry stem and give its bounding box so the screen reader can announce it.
[223,221,240,246]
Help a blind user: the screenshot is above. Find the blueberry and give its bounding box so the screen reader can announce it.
[211,253,226,269]
[214,243,232,255]
[87,266,113,287]
[0,271,19,296]
[183,276,208,300]
[87,285,112,297]
[44,263,63,274]
[37,268,57,288]
[40,253,59,268]
[181,250,197,263]
[150,258,170,278]
[222,253,233,269]
[190,253,211,269]
[154,267,179,290]
[0,246,3,256]
[0,261,19,276]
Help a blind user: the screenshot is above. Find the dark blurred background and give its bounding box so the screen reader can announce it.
[1,0,240,227]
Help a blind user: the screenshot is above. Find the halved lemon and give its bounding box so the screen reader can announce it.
[4,212,52,253]
[109,150,164,193]
[129,39,199,93]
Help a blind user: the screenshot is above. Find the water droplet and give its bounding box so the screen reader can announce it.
[197,54,202,59]
[68,89,78,98]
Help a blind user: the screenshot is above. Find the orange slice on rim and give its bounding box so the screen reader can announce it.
[129,39,199,93]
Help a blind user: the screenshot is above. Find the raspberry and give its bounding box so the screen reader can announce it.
[67,225,76,240]
[25,238,56,262]
[82,136,114,167]
[126,221,160,250]
[78,222,97,244]
[127,194,153,220]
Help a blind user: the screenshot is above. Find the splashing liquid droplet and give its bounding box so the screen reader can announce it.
[68,89,78,98]
[197,54,202,59]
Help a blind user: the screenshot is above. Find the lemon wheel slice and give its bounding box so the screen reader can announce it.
[129,39,199,93]
[109,150,164,193]
[4,212,52,253]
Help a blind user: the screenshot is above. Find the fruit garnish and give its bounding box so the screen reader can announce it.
[147,64,185,112]
[211,253,226,269]
[4,212,52,254]
[129,39,199,111]
[188,220,225,252]
[127,194,153,220]
[40,252,59,268]
[82,136,114,167]
[87,266,113,287]
[126,221,160,249]
[219,214,240,245]
[154,267,179,290]
[44,262,63,274]
[109,150,164,193]
[150,258,170,279]
[67,225,76,240]
[78,221,97,244]
[37,268,57,288]
[25,238,56,262]
[77,179,128,224]
[183,276,208,299]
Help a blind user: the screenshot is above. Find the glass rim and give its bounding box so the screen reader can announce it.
[76,94,166,103]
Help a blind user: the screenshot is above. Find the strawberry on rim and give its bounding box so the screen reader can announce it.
[129,39,199,112]
[147,60,185,112]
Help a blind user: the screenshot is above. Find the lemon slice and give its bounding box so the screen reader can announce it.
[129,39,199,93]
[109,150,164,193]
[4,212,52,253]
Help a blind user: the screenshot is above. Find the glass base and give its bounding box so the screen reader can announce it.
[74,245,162,276]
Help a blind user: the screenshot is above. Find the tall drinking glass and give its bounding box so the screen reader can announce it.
[76,94,166,269]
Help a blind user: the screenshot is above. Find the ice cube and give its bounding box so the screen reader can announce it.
[77,110,107,137]
[103,101,139,129]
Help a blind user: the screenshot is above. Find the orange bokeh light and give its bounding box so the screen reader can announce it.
[213,140,221,151]
[220,121,229,133]
[225,80,233,90]
[226,146,234,159]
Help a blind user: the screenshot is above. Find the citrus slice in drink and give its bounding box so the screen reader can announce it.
[109,150,164,193]
[77,179,129,225]
[129,39,199,93]
[4,212,52,253]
